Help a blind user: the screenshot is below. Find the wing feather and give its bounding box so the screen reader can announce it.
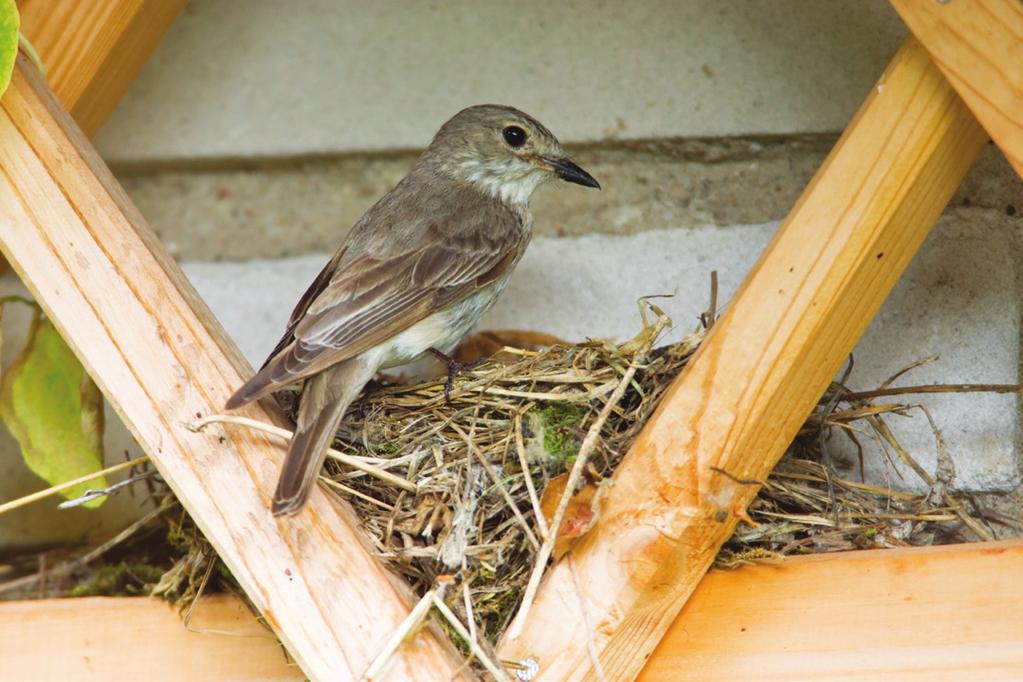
[248,174,527,396]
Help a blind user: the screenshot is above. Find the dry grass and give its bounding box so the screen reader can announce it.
[269,311,1007,646]
[0,310,1014,657]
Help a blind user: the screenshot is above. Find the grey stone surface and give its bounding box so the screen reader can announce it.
[95,0,906,163]
[829,210,1021,493]
[117,140,1023,263]
[181,224,776,367]
[182,208,1022,494]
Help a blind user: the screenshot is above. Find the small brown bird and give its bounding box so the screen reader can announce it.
[226,104,599,516]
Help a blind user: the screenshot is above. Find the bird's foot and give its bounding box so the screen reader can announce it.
[428,348,485,403]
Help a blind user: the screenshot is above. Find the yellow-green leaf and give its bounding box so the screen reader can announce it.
[0,315,107,507]
[0,0,18,98]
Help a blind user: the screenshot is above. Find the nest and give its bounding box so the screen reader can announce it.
[271,314,1001,646]
[278,318,700,643]
[0,309,1009,659]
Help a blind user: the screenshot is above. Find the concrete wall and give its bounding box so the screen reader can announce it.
[96,0,906,163]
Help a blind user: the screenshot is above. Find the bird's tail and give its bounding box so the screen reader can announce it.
[224,360,284,410]
[272,357,376,516]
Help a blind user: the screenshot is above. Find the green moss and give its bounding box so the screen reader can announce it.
[536,403,587,462]
[480,581,523,630]
[165,519,191,553]
[71,562,165,597]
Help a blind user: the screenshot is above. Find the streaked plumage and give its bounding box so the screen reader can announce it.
[226,104,599,516]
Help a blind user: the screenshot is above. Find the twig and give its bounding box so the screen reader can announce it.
[82,497,178,564]
[361,585,443,681]
[58,470,159,509]
[462,571,478,644]
[0,497,176,596]
[187,414,417,493]
[844,383,1023,401]
[0,455,150,515]
[451,422,540,550]
[459,381,617,403]
[514,408,548,539]
[701,270,719,329]
[867,414,994,541]
[17,33,47,79]
[431,592,510,682]
[320,477,394,511]
[709,466,763,486]
[182,555,218,631]
[0,294,39,308]
[360,577,510,681]
[506,315,668,640]
[754,509,958,524]
[877,356,937,390]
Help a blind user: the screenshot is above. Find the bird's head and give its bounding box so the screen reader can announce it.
[423,104,600,206]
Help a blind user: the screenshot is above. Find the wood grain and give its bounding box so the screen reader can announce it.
[18,0,187,137]
[5,541,1018,680]
[498,38,988,681]
[892,0,1023,179]
[0,59,469,682]
[0,595,302,681]
[639,540,1023,681]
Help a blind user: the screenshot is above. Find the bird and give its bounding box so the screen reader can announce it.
[225,104,600,516]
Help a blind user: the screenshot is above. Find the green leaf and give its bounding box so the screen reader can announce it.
[0,315,107,507]
[0,0,18,98]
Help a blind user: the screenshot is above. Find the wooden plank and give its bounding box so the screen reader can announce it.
[498,38,988,681]
[892,0,1023,179]
[4,541,1019,680]
[0,595,303,681]
[18,0,187,137]
[639,540,1023,681]
[0,58,468,682]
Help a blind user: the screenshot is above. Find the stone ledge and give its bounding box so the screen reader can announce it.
[119,142,1022,262]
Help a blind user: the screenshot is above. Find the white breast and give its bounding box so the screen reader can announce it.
[374,274,513,369]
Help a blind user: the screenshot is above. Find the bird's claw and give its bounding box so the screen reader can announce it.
[428,348,485,404]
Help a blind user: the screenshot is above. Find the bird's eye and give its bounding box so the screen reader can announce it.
[502,125,527,148]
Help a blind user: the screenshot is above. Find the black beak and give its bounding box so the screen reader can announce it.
[545,157,601,189]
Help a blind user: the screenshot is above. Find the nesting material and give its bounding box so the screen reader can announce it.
[269,318,1000,646]
[261,316,689,642]
[0,314,1006,659]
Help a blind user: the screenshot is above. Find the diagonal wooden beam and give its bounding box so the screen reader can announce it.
[891,0,1023,180]
[0,58,469,682]
[18,0,187,138]
[498,37,988,680]
[0,1,182,276]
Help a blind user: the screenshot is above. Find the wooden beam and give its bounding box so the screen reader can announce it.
[891,0,1023,179]
[498,38,988,680]
[5,541,1019,680]
[18,0,187,137]
[639,540,1023,681]
[0,595,302,681]
[0,58,468,682]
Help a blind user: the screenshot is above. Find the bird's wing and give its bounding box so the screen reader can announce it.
[233,192,525,404]
[258,245,348,369]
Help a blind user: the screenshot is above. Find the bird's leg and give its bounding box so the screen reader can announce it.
[428,347,486,403]
[356,375,388,415]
